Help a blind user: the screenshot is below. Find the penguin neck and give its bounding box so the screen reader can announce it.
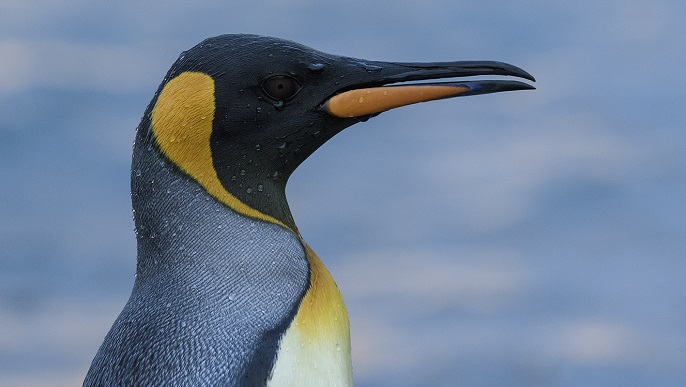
[130,138,299,273]
[129,133,353,384]
[127,136,315,385]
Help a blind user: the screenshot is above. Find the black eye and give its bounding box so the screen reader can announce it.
[261,75,300,101]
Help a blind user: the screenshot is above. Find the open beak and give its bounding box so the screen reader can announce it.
[322,61,535,118]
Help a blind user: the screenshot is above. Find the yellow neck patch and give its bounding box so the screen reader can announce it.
[150,71,289,231]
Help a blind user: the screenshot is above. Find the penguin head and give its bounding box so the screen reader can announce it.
[142,34,534,230]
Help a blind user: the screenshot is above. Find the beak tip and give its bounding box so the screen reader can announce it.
[464,80,536,95]
[508,65,536,83]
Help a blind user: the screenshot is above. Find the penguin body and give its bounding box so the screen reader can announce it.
[85,34,533,386]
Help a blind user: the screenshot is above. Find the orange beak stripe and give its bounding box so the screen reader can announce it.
[323,85,471,118]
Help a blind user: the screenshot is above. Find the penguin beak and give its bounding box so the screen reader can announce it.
[322,61,535,118]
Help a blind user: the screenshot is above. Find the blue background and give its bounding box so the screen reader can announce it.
[1,1,685,386]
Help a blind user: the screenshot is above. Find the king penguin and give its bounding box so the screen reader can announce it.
[84,34,534,386]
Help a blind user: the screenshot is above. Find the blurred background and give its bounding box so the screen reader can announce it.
[1,1,685,386]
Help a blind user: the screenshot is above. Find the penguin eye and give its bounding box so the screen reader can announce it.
[261,75,301,101]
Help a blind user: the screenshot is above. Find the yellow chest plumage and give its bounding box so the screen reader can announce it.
[268,244,352,387]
